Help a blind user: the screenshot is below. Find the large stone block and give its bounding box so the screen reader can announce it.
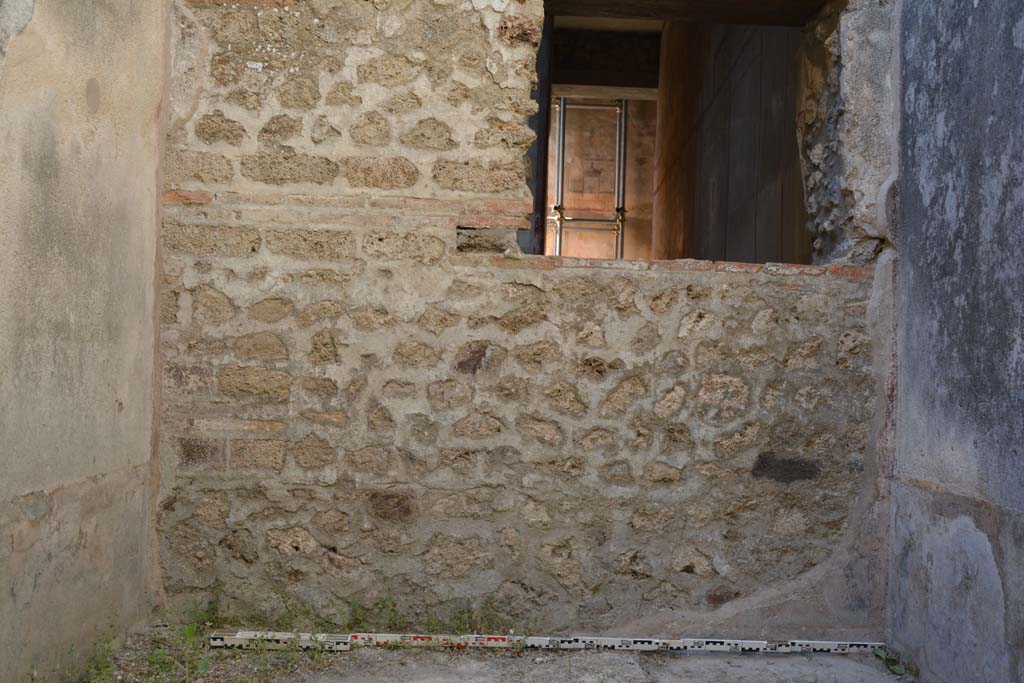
[241,148,340,185]
[432,160,522,193]
[217,365,291,401]
[362,231,445,264]
[343,157,419,189]
[164,223,260,258]
[264,229,355,261]
[165,150,234,184]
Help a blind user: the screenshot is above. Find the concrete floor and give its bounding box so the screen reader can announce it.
[287,649,904,682]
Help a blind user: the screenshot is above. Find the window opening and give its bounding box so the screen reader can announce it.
[534,5,819,265]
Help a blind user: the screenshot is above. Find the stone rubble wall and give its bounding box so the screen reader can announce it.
[798,0,897,264]
[160,0,880,632]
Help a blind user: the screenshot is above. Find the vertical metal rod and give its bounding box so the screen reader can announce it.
[613,99,629,260]
[554,97,567,257]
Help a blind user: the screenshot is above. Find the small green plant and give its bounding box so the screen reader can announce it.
[342,599,368,632]
[874,646,908,676]
[443,598,513,635]
[172,621,211,681]
[373,592,408,632]
[81,635,116,683]
[145,648,175,674]
[139,589,221,681]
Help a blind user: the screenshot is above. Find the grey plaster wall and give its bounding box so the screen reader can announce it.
[0,0,166,680]
[890,1,1024,680]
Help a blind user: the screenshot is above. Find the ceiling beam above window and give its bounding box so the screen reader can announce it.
[545,0,829,27]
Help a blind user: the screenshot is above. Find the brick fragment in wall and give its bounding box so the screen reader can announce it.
[163,189,213,206]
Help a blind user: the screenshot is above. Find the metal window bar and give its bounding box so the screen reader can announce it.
[548,98,628,259]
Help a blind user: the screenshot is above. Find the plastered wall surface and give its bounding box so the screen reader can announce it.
[0,0,165,680]
[889,0,1024,680]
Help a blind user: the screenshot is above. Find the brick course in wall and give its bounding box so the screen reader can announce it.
[160,0,880,632]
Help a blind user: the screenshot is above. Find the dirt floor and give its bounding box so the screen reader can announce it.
[106,626,911,683]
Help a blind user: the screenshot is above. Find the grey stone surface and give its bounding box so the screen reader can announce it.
[287,649,899,683]
[0,0,34,68]
[890,0,1024,680]
[0,0,165,680]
